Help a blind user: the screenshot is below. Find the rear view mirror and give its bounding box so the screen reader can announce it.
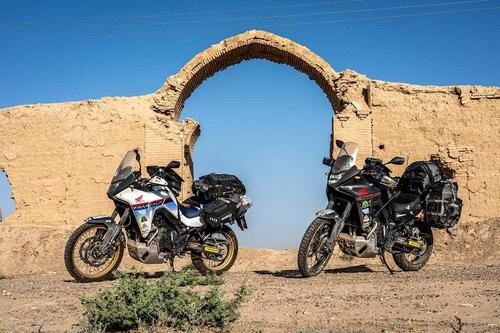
[167,161,181,169]
[388,156,405,165]
[335,140,345,149]
[322,157,334,166]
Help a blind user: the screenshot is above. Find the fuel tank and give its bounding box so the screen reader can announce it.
[336,176,381,201]
[336,176,383,231]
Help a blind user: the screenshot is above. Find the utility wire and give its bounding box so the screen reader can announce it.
[2,6,499,43]
[1,0,490,33]
[1,0,367,28]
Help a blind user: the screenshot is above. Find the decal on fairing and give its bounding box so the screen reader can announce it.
[130,198,172,237]
[165,201,177,212]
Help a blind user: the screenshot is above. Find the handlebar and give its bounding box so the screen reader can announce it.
[361,157,397,186]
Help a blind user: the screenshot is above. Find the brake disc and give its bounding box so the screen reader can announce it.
[80,237,109,267]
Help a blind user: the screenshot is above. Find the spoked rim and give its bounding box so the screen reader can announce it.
[71,226,121,279]
[201,230,235,272]
[305,222,332,273]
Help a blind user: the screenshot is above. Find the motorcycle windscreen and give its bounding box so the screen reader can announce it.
[332,142,359,174]
[107,150,138,197]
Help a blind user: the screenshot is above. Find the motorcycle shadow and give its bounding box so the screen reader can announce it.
[254,265,373,279]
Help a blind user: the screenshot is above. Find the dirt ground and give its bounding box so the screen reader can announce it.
[0,253,499,333]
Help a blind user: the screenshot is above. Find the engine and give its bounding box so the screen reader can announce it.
[337,223,378,258]
[153,214,180,252]
[126,214,183,264]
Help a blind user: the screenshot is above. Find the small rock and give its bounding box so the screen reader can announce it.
[460,303,474,307]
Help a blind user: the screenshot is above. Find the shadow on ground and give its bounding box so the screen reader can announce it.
[254,264,374,278]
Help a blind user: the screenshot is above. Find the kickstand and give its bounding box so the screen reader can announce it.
[169,257,175,272]
[380,251,394,275]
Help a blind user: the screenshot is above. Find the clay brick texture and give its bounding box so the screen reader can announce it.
[0,30,499,273]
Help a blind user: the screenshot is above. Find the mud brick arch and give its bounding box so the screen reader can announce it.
[150,30,374,160]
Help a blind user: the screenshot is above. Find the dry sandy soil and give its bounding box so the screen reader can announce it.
[0,250,499,333]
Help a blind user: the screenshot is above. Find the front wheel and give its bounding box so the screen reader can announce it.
[392,223,433,271]
[191,225,238,275]
[64,223,124,282]
[298,218,334,277]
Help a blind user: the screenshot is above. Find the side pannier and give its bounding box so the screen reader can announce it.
[201,197,240,227]
[425,181,463,229]
[200,195,251,228]
[192,173,246,203]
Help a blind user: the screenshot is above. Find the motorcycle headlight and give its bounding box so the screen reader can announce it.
[328,174,342,185]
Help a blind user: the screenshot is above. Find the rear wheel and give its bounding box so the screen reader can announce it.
[393,223,433,271]
[64,223,124,282]
[298,218,333,277]
[191,225,238,275]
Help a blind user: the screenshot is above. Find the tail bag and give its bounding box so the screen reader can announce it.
[192,173,246,203]
[397,161,444,195]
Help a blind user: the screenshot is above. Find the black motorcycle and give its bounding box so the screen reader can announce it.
[297,140,462,277]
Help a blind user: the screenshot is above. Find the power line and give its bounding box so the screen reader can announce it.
[2,6,499,43]
[1,0,367,28]
[1,0,490,33]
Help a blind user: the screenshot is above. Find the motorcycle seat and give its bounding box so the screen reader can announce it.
[390,193,421,214]
[179,205,200,219]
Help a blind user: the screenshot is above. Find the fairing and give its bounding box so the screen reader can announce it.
[115,186,202,237]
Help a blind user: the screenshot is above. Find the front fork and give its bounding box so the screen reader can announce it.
[99,209,129,254]
[324,202,352,250]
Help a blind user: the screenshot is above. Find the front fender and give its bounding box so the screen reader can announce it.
[315,209,341,222]
[85,215,114,226]
[85,216,124,249]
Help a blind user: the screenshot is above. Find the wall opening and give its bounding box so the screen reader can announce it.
[0,170,15,222]
[181,60,333,249]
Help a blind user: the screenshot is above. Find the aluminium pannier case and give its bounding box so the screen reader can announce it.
[425,180,462,229]
[397,161,444,195]
[193,173,246,202]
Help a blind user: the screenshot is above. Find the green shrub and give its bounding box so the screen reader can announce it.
[0,271,6,280]
[80,269,250,332]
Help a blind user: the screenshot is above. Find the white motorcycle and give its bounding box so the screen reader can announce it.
[64,150,252,282]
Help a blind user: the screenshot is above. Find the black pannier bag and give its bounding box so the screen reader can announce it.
[200,197,240,227]
[397,161,444,195]
[192,173,246,203]
[425,181,463,229]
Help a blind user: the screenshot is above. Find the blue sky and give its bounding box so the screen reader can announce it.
[0,0,498,247]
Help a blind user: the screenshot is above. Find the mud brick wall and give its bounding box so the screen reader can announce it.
[0,30,499,273]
